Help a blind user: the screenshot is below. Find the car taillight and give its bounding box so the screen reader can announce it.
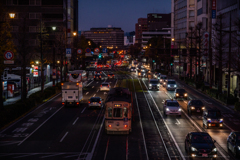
[76,102,79,105]
[94,76,95,78]
[124,125,128,128]
[99,101,101,104]
[108,85,109,87]
[99,76,101,78]
[100,85,102,87]
[88,101,90,104]
[108,125,112,128]
[62,102,65,105]
[108,75,110,76]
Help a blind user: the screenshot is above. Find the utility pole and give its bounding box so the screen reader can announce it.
[190,27,193,79]
[40,19,44,93]
[208,0,213,88]
[227,12,232,98]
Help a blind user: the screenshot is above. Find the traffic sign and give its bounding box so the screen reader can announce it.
[77,49,82,54]
[4,51,14,60]
[102,48,108,53]
[52,69,56,79]
[94,48,100,53]
[66,48,71,57]
[85,48,91,53]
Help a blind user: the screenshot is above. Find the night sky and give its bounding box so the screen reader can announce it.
[78,0,171,32]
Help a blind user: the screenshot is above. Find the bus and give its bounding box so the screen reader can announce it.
[105,87,133,134]
[68,70,88,87]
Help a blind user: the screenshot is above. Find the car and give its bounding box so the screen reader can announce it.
[174,88,188,100]
[163,99,181,116]
[166,79,177,90]
[185,132,217,159]
[203,108,223,129]
[94,73,102,80]
[138,68,148,77]
[95,71,102,75]
[88,97,104,108]
[130,67,136,72]
[159,75,167,86]
[227,131,240,158]
[187,100,205,115]
[107,73,115,79]
[153,72,161,79]
[148,79,160,90]
[100,82,111,91]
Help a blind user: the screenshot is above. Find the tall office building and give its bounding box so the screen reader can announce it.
[135,18,148,47]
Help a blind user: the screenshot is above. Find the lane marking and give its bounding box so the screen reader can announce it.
[92,86,94,88]
[86,80,94,87]
[60,132,68,142]
[81,107,86,114]
[175,119,181,125]
[97,89,99,92]
[93,94,96,97]
[72,117,79,125]
[18,106,64,146]
[86,92,89,95]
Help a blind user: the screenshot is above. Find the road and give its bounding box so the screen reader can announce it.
[0,67,239,160]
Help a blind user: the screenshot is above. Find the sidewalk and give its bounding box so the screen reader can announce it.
[4,82,53,106]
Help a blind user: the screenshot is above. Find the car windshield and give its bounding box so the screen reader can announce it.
[150,80,159,84]
[102,84,108,86]
[177,89,186,93]
[191,100,203,105]
[167,102,179,106]
[191,134,212,143]
[168,81,176,84]
[90,98,100,102]
[161,76,167,79]
[208,111,221,118]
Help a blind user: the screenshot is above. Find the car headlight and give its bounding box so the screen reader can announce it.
[176,93,179,96]
[149,84,152,86]
[191,106,195,109]
[219,118,223,122]
[212,148,217,152]
[157,84,160,86]
[164,82,166,84]
[174,85,177,87]
[207,118,211,122]
[168,85,170,87]
[178,108,181,111]
[166,108,170,111]
[191,147,198,151]
[184,93,187,96]
[238,146,240,150]
[202,106,205,110]
[160,79,162,82]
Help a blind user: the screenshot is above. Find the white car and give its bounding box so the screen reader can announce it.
[159,75,167,86]
[163,99,181,116]
[100,82,111,91]
[88,97,104,108]
[149,79,160,90]
[166,79,177,90]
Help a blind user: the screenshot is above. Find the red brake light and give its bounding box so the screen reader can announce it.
[77,102,79,105]
[88,101,90,104]
[99,76,101,78]
[124,125,128,128]
[62,102,65,105]
[94,76,95,78]
[100,85,102,87]
[108,75,110,76]
[108,85,109,87]
[99,101,101,104]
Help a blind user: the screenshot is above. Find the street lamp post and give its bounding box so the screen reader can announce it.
[52,26,56,86]
[73,32,78,69]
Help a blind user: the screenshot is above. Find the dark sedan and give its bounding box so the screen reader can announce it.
[185,132,217,159]
[187,100,205,115]
[108,73,115,79]
[227,131,240,158]
[174,88,188,100]
[94,73,102,80]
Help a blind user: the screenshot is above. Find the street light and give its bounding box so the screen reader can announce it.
[9,13,15,19]
[52,26,56,86]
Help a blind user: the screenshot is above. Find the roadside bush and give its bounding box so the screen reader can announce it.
[234,102,240,111]
[218,93,239,105]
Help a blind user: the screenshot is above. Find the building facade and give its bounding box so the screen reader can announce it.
[82,27,124,50]
[135,18,148,46]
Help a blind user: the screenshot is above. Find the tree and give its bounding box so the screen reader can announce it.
[0,6,16,110]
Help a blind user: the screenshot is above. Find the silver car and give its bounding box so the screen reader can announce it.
[100,82,111,91]
[166,79,177,90]
[163,99,181,116]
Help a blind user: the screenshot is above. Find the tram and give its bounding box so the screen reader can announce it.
[105,87,133,134]
[68,70,88,87]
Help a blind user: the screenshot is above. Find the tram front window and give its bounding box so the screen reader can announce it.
[71,74,79,79]
[123,107,128,117]
[113,108,122,117]
[108,107,112,117]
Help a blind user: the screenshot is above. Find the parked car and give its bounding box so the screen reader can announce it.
[174,88,188,100]
[227,131,240,158]
[203,108,223,129]
[100,82,111,91]
[163,99,181,117]
[187,100,205,115]
[185,132,217,159]
[88,97,104,108]
[166,79,177,90]
[148,79,160,90]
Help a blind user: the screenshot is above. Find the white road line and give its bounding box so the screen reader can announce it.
[188,97,192,100]
[81,107,86,113]
[60,132,68,142]
[93,94,96,97]
[72,117,79,125]
[41,153,65,158]
[97,89,99,92]
[223,123,234,131]
[86,92,89,95]
[114,79,118,88]
[176,119,181,125]
[18,106,64,146]
[86,80,94,87]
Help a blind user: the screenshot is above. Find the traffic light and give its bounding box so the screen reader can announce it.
[153,60,155,63]
[171,63,173,66]
[98,53,102,59]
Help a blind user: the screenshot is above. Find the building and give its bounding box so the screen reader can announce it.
[82,27,124,50]
[147,13,171,31]
[135,18,148,47]
[124,31,135,46]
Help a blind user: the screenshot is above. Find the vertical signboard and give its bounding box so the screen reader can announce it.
[203,32,209,57]
[212,0,216,19]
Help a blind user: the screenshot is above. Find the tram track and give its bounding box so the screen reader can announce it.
[129,75,183,160]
